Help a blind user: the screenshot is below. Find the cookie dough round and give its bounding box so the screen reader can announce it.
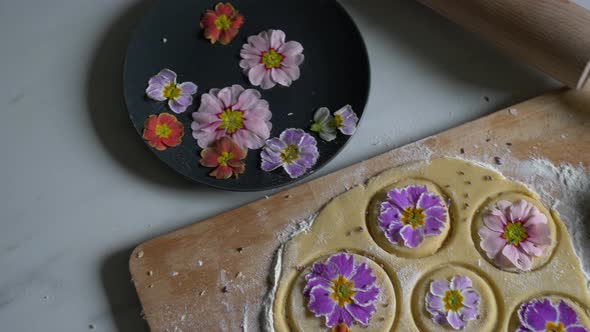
[471,192,557,273]
[506,295,590,331]
[411,264,499,332]
[367,178,451,258]
[287,253,396,331]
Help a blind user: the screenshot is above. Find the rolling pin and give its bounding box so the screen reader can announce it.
[416,0,590,89]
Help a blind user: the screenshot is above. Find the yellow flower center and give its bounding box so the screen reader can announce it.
[442,289,464,312]
[261,49,284,69]
[545,321,565,332]
[218,108,244,134]
[330,275,356,307]
[334,114,343,128]
[503,222,528,247]
[280,144,299,164]
[214,14,232,31]
[400,207,425,229]
[155,123,172,138]
[216,151,234,166]
[162,82,181,99]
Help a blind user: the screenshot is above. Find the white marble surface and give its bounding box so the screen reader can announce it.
[2,0,588,330]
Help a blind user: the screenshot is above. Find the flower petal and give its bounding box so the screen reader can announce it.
[479,225,506,259]
[168,99,188,114]
[558,300,579,327]
[327,253,354,278]
[417,192,444,211]
[526,223,551,245]
[247,34,270,53]
[303,275,331,296]
[260,70,276,90]
[400,225,424,248]
[386,188,411,210]
[450,275,472,291]
[233,88,262,111]
[270,68,292,87]
[350,262,376,290]
[326,307,354,328]
[461,289,480,309]
[156,68,176,82]
[146,86,166,101]
[352,286,379,305]
[461,305,479,321]
[523,298,557,330]
[269,29,286,49]
[307,284,336,317]
[200,148,220,167]
[501,245,532,271]
[509,200,530,222]
[247,64,267,87]
[406,185,428,205]
[447,311,465,330]
[179,81,197,95]
[425,292,444,313]
[281,64,301,81]
[430,280,450,297]
[345,302,376,326]
[278,40,304,56]
[284,162,306,178]
[483,212,507,233]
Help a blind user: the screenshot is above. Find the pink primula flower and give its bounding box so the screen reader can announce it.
[240,29,304,90]
[191,85,272,149]
[478,200,551,271]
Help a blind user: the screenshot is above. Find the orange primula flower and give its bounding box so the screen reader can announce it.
[200,137,247,179]
[142,113,184,151]
[200,3,244,45]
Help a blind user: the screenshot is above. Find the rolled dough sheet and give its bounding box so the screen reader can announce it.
[272,158,590,331]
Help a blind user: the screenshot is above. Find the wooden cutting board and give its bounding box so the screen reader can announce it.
[129,88,590,331]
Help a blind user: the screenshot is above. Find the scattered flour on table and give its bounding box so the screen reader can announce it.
[261,213,318,332]
[509,158,590,281]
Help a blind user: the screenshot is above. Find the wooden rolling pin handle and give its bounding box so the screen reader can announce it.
[416,0,590,89]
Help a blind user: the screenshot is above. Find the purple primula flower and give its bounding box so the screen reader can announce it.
[425,275,480,330]
[303,253,380,328]
[333,105,358,136]
[517,298,589,332]
[146,69,198,114]
[260,128,319,178]
[377,185,447,248]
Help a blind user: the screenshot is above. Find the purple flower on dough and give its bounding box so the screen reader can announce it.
[145,69,198,114]
[260,128,319,178]
[191,85,272,149]
[517,298,589,332]
[239,29,304,89]
[426,275,480,330]
[478,200,551,271]
[303,253,380,329]
[377,185,447,248]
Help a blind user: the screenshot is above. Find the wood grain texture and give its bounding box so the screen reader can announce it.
[415,0,590,89]
[130,88,590,331]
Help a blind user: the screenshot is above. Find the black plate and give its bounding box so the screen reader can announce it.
[124,0,370,191]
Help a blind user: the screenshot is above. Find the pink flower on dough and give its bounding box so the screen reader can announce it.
[478,200,551,271]
[191,85,272,149]
[239,29,304,90]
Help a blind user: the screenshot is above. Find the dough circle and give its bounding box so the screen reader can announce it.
[411,264,499,332]
[506,295,590,330]
[471,192,558,273]
[287,253,397,332]
[366,178,452,259]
